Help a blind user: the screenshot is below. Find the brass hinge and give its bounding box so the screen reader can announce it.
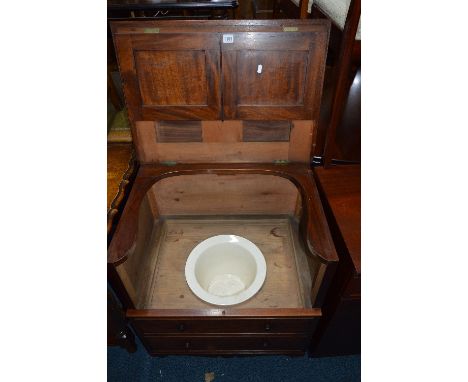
[161,160,177,166]
[144,28,160,34]
[283,27,299,32]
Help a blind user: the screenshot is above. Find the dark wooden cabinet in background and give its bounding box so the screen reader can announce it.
[109,20,344,356]
[312,165,360,356]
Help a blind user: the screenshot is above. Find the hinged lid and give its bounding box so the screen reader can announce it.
[111,20,330,164]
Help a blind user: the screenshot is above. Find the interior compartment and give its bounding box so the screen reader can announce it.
[116,173,321,310]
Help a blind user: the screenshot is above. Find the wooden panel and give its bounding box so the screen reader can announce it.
[143,334,310,354]
[133,121,158,163]
[236,50,308,106]
[111,20,331,35]
[112,32,221,123]
[202,121,242,142]
[132,317,315,334]
[107,163,339,266]
[141,217,314,310]
[314,165,361,274]
[221,32,313,52]
[134,120,312,163]
[152,174,299,216]
[112,20,329,123]
[135,50,208,106]
[222,31,328,121]
[113,35,143,129]
[156,121,202,143]
[115,196,156,307]
[127,308,321,318]
[243,121,291,142]
[153,142,290,163]
[130,33,220,51]
[288,120,314,162]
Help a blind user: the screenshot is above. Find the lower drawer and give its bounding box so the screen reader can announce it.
[142,334,310,355]
[131,317,317,335]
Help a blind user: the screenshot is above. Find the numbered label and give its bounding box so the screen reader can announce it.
[223,34,234,44]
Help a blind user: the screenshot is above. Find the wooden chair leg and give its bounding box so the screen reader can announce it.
[323,0,361,167]
[299,0,309,19]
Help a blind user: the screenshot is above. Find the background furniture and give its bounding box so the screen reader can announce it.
[107,0,239,20]
[273,0,361,165]
[107,143,138,352]
[320,0,360,166]
[312,164,360,356]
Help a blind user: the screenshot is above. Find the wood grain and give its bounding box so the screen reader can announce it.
[243,121,291,142]
[323,0,361,166]
[134,120,313,164]
[108,163,338,266]
[156,121,203,143]
[288,120,314,162]
[127,308,321,317]
[111,20,329,124]
[111,19,332,35]
[142,334,310,355]
[115,196,156,307]
[141,217,313,310]
[150,174,300,216]
[133,121,157,163]
[131,317,316,334]
[202,120,242,142]
[313,165,360,274]
[135,50,208,106]
[221,30,328,120]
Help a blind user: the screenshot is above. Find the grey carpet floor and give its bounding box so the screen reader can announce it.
[108,337,360,381]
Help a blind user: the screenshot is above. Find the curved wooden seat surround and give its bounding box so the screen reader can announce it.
[108,162,338,266]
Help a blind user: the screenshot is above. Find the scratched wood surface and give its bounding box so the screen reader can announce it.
[150,174,300,216]
[138,217,314,310]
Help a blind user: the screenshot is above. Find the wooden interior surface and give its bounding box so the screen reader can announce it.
[151,174,300,216]
[116,196,156,305]
[134,120,314,164]
[111,20,329,164]
[136,217,314,310]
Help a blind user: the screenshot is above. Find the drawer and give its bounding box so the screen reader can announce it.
[131,317,317,335]
[143,334,310,355]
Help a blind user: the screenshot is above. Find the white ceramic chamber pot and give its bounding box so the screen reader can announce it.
[185,235,267,306]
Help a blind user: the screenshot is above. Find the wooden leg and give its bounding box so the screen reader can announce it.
[323,0,361,167]
[108,289,137,353]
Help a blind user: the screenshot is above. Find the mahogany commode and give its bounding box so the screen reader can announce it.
[108,19,339,355]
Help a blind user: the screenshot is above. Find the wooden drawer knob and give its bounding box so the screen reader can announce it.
[265,323,271,331]
[177,323,185,332]
[263,340,269,348]
[185,341,190,349]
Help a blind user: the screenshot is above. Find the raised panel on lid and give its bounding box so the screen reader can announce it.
[135,51,208,107]
[222,31,328,120]
[111,21,329,160]
[236,51,308,106]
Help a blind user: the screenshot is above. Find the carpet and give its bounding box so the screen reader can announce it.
[108,337,360,382]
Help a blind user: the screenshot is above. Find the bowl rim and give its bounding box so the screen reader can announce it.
[184,234,267,306]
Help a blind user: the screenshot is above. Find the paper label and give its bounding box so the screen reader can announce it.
[223,34,234,44]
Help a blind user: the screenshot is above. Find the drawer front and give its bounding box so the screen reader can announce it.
[131,317,316,335]
[143,335,310,355]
